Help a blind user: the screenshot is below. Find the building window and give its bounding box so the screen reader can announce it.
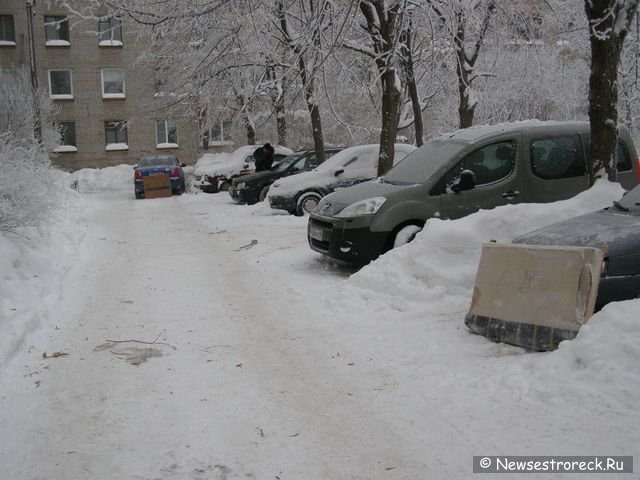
[156,119,178,148]
[105,121,128,150]
[0,15,16,45]
[98,16,122,46]
[101,69,125,98]
[205,119,233,146]
[54,122,77,153]
[45,16,70,46]
[48,70,73,99]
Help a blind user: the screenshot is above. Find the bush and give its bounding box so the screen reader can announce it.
[0,134,69,231]
[0,69,69,232]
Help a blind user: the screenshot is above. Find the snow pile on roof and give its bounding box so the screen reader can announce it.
[72,164,134,192]
[193,153,230,176]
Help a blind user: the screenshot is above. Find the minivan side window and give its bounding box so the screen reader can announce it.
[430,141,516,195]
[530,136,585,179]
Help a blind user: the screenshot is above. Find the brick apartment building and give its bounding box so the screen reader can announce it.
[0,0,203,170]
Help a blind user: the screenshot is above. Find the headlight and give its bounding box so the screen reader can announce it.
[236,182,246,190]
[335,197,386,218]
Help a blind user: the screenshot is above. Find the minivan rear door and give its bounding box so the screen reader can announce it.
[432,137,523,219]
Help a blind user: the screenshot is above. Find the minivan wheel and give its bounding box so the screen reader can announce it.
[393,224,423,248]
[258,185,270,202]
[296,191,322,216]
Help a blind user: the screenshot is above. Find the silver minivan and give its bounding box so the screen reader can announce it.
[308,121,640,264]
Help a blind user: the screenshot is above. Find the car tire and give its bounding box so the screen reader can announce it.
[296,191,322,216]
[258,185,270,202]
[393,224,423,249]
[219,181,231,192]
[135,191,143,199]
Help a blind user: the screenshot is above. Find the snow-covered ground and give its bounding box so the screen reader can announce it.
[0,165,638,479]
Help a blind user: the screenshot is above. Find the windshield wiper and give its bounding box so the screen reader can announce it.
[613,200,629,212]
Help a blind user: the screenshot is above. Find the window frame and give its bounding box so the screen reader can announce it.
[101,68,125,98]
[205,119,234,146]
[48,69,73,99]
[44,15,70,46]
[104,121,128,151]
[0,15,16,45]
[156,119,179,148]
[54,121,77,153]
[98,16,122,46]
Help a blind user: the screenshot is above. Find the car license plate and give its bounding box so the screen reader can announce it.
[308,225,325,241]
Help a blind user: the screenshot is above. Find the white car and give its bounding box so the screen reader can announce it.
[268,143,417,215]
[193,145,293,193]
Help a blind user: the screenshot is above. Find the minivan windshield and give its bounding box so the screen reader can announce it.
[383,140,465,185]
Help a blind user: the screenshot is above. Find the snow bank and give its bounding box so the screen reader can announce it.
[0,194,87,368]
[72,164,134,192]
[511,299,640,410]
[348,180,625,303]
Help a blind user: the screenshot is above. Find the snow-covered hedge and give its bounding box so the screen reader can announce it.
[0,134,71,232]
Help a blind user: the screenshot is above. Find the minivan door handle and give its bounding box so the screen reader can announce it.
[501,190,520,198]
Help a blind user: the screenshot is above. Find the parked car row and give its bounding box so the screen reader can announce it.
[229,148,343,204]
[268,143,417,215]
[193,145,293,193]
[188,120,640,314]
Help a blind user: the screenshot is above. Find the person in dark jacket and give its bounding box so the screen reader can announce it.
[253,143,275,172]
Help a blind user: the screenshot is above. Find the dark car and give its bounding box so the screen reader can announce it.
[229,148,342,204]
[134,154,186,199]
[513,184,640,309]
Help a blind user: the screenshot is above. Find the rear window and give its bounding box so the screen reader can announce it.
[139,156,176,168]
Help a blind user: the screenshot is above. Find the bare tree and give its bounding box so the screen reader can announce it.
[344,0,407,175]
[426,0,496,129]
[585,0,640,182]
[276,0,331,161]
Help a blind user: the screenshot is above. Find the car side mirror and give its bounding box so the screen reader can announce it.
[451,169,476,193]
[133,165,138,169]
[180,163,187,168]
[334,168,345,177]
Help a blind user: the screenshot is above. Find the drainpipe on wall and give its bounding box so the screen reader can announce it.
[26,0,42,144]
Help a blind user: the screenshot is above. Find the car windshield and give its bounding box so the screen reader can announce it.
[615,184,640,212]
[271,152,306,173]
[315,147,373,172]
[383,140,466,185]
[138,156,176,168]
